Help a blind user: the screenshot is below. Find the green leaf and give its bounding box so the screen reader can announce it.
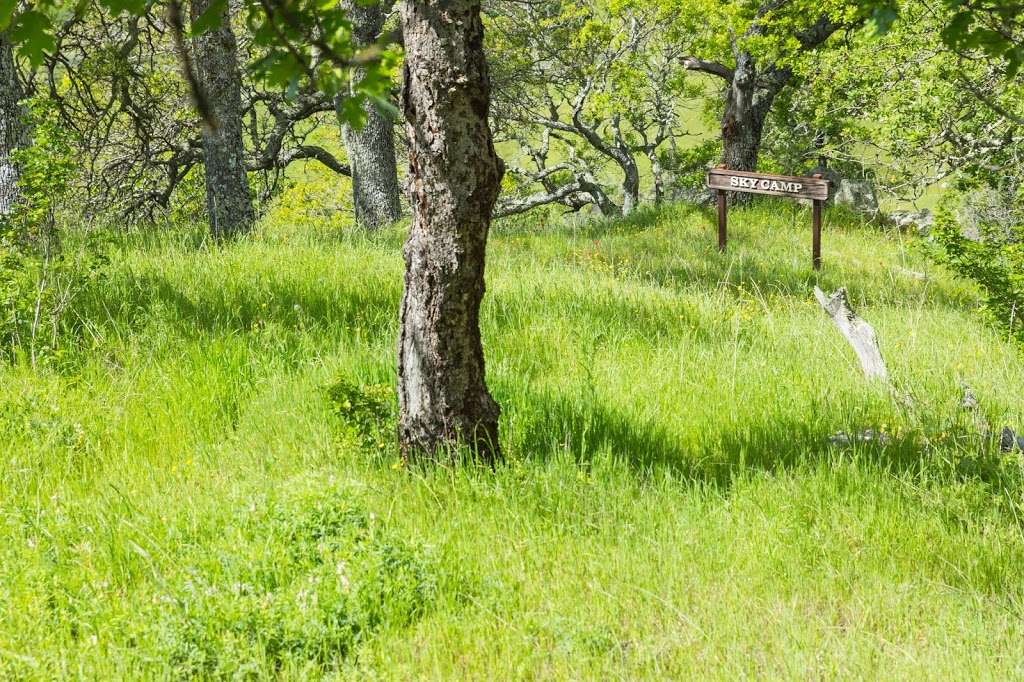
[251,50,303,88]
[336,95,368,129]
[868,5,898,36]
[0,2,17,31]
[190,0,228,36]
[367,94,399,122]
[1006,48,1024,79]
[9,10,55,67]
[99,0,149,15]
[940,11,972,46]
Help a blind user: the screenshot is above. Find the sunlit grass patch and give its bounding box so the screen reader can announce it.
[2,202,1023,678]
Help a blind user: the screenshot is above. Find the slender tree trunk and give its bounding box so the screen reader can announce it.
[397,0,503,463]
[610,116,640,216]
[646,148,665,205]
[621,160,640,216]
[190,0,253,239]
[339,1,402,230]
[0,31,26,217]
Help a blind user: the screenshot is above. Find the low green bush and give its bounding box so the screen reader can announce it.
[931,190,1023,343]
[0,97,109,366]
[327,378,397,455]
[157,485,437,677]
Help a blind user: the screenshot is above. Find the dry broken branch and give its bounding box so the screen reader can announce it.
[814,286,889,381]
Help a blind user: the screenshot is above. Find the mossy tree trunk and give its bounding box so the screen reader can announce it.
[719,52,788,175]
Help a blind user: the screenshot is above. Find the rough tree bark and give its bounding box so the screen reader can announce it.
[339,1,402,230]
[0,31,26,217]
[397,0,503,462]
[719,54,788,173]
[190,0,253,239]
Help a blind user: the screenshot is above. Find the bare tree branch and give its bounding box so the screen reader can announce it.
[681,56,734,81]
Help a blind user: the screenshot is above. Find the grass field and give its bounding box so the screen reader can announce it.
[2,202,1024,679]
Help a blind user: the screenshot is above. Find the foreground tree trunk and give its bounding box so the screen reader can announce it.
[191,0,253,239]
[397,0,502,462]
[0,31,26,217]
[339,1,402,230]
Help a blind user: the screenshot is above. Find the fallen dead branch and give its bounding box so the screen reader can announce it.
[813,287,889,382]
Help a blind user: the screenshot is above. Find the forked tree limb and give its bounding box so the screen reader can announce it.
[813,287,889,381]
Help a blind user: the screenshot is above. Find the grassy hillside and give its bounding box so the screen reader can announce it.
[3,203,1024,679]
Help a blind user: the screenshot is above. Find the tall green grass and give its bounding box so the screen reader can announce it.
[2,202,1023,678]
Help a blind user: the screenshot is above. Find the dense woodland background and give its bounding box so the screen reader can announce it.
[0,0,1023,677]
[1,0,1022,364]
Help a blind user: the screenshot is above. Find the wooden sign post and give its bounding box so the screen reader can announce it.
[706,167,830,270]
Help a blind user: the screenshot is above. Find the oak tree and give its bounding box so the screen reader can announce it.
[397,0,503,461]
[339,0,402,230]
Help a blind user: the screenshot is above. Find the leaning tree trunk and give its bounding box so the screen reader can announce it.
[397,0,503,463]
[190,0,253,239]
[339,1,402,230]
[0,31,26,218]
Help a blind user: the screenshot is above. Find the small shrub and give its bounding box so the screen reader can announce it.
[158,485,437,678]
[261,166,355,236]
[0,97,109,366]
[327,378,397,453]
[0,389,88,455]
[659,139,720,200]
[931,190,1023,343]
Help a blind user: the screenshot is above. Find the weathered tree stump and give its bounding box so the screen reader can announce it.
[813,287,889,381]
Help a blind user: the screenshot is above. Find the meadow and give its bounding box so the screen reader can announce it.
[2,202,1024,679]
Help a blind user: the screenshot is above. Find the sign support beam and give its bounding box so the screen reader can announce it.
[717,189,727,252]
[812,199,822,271]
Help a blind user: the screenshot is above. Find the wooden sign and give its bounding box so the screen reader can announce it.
[707,168,829,201]
[706,167,830,270]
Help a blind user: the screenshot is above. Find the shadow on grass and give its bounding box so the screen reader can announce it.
[495,202,704,240]
[570,203,705,239]
[490,284,725,349]
[77,272,401,343]
[503,385,1014,491]
[638,246,973,311]
[524,202,974,311]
